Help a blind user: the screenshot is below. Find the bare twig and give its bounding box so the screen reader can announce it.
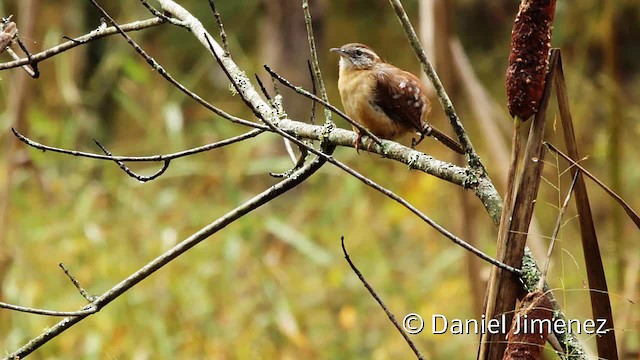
[254,74,273,102]
[255,72,300,167]
[59,263,96,302]
[301,0,331,125]
[139,0,186,28]
[270,145,309,178]
[12,127,263,162]
[0,301,97,317]
[341,237,425,360]
[545,142,640,229]
[306,60,317,125]
[93,139,170,182]
[207,0,229,56]
[6,35,39,77]
[0,18,165,71]
[537,171,579,291]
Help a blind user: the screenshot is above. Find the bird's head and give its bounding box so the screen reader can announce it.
[330,43,381,71]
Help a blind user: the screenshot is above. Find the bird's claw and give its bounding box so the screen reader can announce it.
[354,133,375,154]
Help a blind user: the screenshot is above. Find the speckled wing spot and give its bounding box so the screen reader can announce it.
[372,67,428,133]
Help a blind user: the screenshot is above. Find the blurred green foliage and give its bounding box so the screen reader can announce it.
[0,0,639,359]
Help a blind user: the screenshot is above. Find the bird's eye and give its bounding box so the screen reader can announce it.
[354,49,363,57]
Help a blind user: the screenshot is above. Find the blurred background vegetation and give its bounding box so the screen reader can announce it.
[0,0,638,358]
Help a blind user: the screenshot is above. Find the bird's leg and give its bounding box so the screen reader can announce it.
[411,125,430,148]
[354,132,376,153]
[366,137,375,152]
[411,132,427,148]
[354,132,363,153]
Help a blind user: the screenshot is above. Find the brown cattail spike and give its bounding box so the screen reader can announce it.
[504,291,553,360]
[506,0,557,121]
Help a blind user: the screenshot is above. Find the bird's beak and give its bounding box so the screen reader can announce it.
[330,48,347,57]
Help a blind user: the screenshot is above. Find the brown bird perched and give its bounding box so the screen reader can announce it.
[331,43,463,154]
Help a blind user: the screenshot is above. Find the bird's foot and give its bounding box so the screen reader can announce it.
[412,125,431,148]
[354,133,376,154]
[366,138,375,152]
[411,133,426,148]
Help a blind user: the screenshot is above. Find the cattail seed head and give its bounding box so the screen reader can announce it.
[506,0,557,121]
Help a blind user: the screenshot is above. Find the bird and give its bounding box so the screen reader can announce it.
[330,43,464,154]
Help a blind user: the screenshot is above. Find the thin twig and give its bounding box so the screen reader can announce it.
[0,301,97,317]
[254,74,272,102]
[537,171,579,291]
[3,46,36,77]
[0,18,165,71]
[139,0,186,28]
[283,139,299,166]
[301,0,332,124]
[545,141,640,229]
[93,139,170,182]
[207,0,229,56]
[306,60,317,125]
[12,127,263,162]
[4,34,39,77]
[59,263,96,302]
[270,146,308,178]
[341,237,425,360]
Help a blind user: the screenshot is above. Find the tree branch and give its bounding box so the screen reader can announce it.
[0,18,165,71]
[0,301,97,317]
[341,237,425,360]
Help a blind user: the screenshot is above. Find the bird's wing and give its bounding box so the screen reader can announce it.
[371,66,430,133]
